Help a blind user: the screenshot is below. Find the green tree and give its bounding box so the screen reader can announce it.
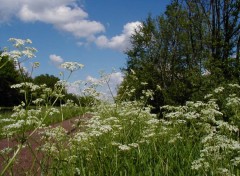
[119,3,206,110]
[0,55,23,106]
[118,0,240,114]
[34,74,60,90]
[33,74,82,106]
[180,0,240,82]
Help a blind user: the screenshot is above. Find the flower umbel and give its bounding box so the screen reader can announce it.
[61,62,84,72]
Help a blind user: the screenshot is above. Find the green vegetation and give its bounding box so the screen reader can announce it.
[0,55,24,106]
[0,105,87,139]
[2,84,237,175]
[34,74,60,90]
[118,0,240,115]
[0,0,240,175]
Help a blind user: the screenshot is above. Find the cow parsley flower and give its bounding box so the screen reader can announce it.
[61,62,84,72]
[191,158,210,171]
[231,156,240,166]
[118,144,131,151]
[128,143,139,148]
[32,62,40,68]
[228,84,240,89]
[214,87,224,93]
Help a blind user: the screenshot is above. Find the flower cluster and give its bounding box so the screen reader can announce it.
[61,62,84,72]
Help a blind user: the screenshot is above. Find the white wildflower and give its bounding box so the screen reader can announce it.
[61,62,84,72]
[141,82,148,85]
[0,51,10,57]
[226,97,240,107]
[89,130,102,137]
[191,158,209,171]
[33,62,40,68]
[228,84,240,89]
[48,107,60,116]
[128,143,139,148]
[146,118,159,125]
[214,87,224,93]
[184,112,200,120]
[118,144,131,151]
[231,156,240,166]
[73,132,89,143]
[3,119,25,130]
[75,168,81,175]
[0,118,15,123]
[32,98,44,105]
[9,38,25,48]
[0,147,13,155]
[168,133,182,143]
[143,132,155,138]
[216,120,239,132]
[22,47,37,57]
[40,143,58,154]
[204,94,213,99]
[216,168,232,175]
[99,125,112,133]
[111,142,121,146]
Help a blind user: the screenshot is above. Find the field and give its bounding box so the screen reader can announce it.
[0,84,240,175]
[0,38,239,175]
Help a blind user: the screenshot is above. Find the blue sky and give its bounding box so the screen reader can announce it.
[0,0,170,95]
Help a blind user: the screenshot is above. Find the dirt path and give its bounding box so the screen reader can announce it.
[0,114,92,175]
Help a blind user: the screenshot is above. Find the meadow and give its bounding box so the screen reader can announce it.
[0,38,239,175]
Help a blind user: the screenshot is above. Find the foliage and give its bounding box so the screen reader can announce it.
[18,84,239,176]
[0,38,239,175]
[34,74,60,90]
[0,54,23,106]
[118,0,240,113]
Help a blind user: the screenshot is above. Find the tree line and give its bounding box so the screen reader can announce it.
[118,0,240,115]
[0,55,79,107]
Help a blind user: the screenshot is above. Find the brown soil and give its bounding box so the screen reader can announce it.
[0,114,92,176]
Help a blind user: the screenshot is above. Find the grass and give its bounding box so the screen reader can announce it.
[1,87,240,176]
[1,89,240,176]
[0,105,88,139]
[1,38,240,175]
[35,86,240,176]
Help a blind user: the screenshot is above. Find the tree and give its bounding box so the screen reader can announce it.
[119,2,206,109]
[34,74,60,90]
[33,74,82,106]
[180,0,240,82]
[0,55,23,106]
[118,0,240,114]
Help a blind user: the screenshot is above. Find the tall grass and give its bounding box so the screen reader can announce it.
[38,85,240,175]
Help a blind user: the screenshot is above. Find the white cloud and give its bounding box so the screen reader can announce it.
[66,72,124,101]
[0,0,105,39]
[86,72,124,96]
[19,5,87,23]
[60,20,105,38]
[0,1,142,51]
[95,21,142,52]
[109,72,124,85]
[49,54,64,65]
[86,75,99,84]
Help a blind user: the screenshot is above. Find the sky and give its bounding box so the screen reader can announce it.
[0,0,170,96]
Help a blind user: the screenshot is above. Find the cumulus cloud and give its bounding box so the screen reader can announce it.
[86,72,124,96]
[0,0,141,51]
[86,75,99,84]
[49,54,64,66]
[95,21,142,52]
[67,72,124,101]
[0,0,105,39]
[109,72,124,85]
